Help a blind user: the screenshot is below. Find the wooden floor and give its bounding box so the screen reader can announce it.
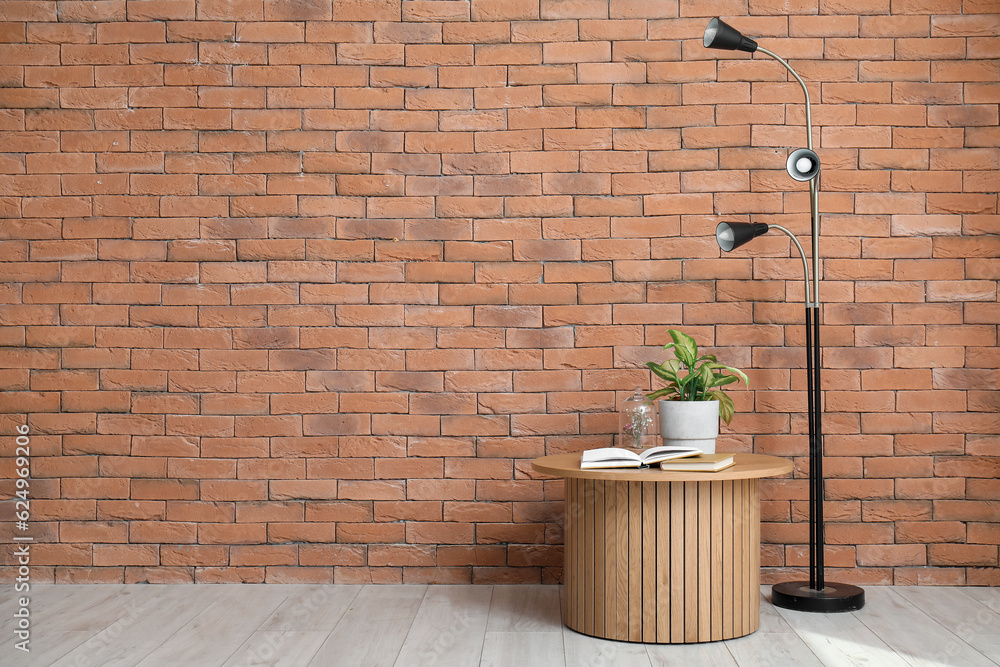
[2,584,998,666]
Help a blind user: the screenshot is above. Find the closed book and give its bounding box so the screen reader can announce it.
[656,453,735,472]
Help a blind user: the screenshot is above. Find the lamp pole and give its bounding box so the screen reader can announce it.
[755,44,827,597]
[705,18,864,613]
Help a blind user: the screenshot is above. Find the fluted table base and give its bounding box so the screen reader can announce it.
[562,477,760,643]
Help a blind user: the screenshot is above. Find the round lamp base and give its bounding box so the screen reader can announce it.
[771,581,865,613]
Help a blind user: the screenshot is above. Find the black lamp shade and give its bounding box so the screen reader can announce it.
[716,221,769,252]
[703,18,758,53]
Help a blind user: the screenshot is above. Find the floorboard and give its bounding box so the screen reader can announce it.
[563,626,653,666]
[963,587,1000,615]
[5,631,97,667]
[755,589,795,634]
[222,631,331,667]
[895,586,1000,638]
[647,641,740,666]
[772,595,909,667]
[52,585,221,667]
[1,584,997,666]
[0,585,127,660]
[967,635,1000,666]
[724,629,826,667]
[134,586,290,666]
[225,582,362,666]
[306,585,426,667]
[24,585,127,632]
[393,585,492,667]
[895,586,1000,665]
[856,586,997,667]
[480,631,565,667]
[487,585,562,633]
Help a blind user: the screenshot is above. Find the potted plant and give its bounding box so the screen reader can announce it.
[646,329,748,454]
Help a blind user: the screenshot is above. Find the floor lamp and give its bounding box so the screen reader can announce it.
[704,17,865,613]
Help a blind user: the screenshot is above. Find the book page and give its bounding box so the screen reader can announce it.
[580,447,641,469]
[638,446,702,465]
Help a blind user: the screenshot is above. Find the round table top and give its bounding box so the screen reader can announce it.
[531,452,793,482]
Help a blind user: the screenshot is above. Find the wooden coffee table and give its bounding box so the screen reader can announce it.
[532,452,793,643]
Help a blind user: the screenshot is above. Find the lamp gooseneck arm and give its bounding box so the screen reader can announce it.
[765,224,813,308]
[755,47,813,151]
[755,46,820,308]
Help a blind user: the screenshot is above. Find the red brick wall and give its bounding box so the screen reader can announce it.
[1,0,997,585]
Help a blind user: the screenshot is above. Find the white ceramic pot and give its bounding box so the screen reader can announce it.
[657,399,720,454]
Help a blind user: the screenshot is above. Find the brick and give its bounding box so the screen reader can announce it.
[0,1,995,585]
[857,545,926,567]
[928,544,998,567]
[471,0,536,20]
[93,545,158,567]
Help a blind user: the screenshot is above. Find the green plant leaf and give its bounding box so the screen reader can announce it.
[710,390,736,425]
[711,363,748,386]
[711,374,738,387]
[697,364,715,399]
[648,329,747,420]
[667,329,698,368]
[646,359,679,384]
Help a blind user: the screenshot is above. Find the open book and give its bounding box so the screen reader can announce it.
[580,445,702,469]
